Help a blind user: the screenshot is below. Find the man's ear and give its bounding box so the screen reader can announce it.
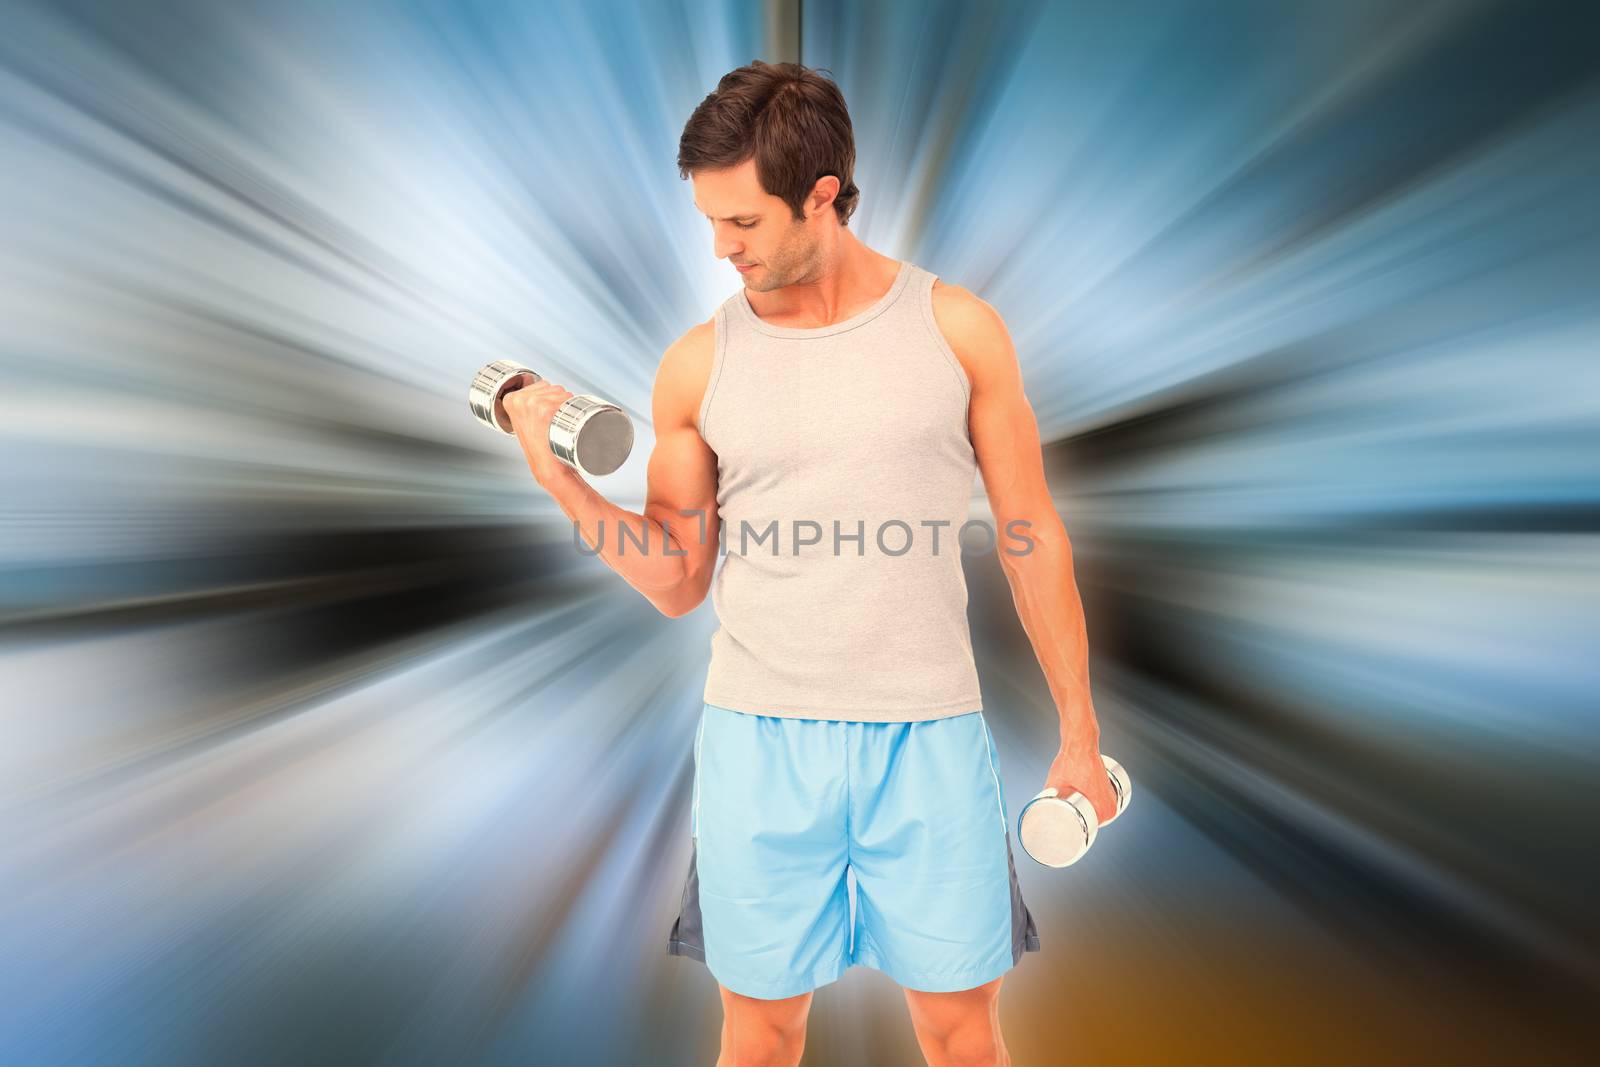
[808,174,840,218]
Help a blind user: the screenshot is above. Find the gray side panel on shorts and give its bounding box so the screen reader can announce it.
[666,837,706,962]
[1007,830,1042,963]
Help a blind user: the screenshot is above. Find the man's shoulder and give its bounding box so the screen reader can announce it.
[928,278,1010,372]
[652,315,718,430]
[663,315,716,373]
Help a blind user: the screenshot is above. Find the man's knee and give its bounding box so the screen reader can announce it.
[927,1024,1003,1067]
[718,985,812,1066]
[905,977,1006,1067]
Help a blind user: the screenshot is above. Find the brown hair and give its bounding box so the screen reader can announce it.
[678,61,861,227]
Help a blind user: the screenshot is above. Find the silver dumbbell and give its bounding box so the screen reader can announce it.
[1016,755,1131,868]
[468,360,635,478]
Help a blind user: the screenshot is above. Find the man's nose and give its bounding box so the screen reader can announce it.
[714,235,743,261]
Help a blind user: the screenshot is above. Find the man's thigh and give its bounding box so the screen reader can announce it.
[719,983,814,1031]
[903,974,1004,1034]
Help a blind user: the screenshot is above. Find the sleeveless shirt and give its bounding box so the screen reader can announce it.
[696,260,984,722]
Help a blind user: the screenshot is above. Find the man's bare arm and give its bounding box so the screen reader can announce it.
[505,319,720,618]
[932,283,1118,821]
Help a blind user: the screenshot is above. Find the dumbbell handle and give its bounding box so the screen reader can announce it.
[468,360,634,478]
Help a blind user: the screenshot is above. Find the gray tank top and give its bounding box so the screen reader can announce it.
[696,260,984,722]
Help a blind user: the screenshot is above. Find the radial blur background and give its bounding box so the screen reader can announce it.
[2,0,1597,1064]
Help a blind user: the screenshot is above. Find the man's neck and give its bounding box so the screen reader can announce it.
[750,236,900,328]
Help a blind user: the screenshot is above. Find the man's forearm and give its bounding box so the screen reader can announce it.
[535,464,698,612]
[999,517,1101,749]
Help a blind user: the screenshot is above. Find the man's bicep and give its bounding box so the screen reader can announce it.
[971,359,1055,532]
[943,294,1058,531]
[643,322,721,577]
[644,422,719,561]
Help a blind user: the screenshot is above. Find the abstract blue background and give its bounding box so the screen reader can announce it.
[1,0,1596,1063]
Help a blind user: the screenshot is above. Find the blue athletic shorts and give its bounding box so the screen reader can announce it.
[667,702,1041,999]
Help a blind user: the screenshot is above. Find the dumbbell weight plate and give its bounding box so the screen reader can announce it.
[1102,755,1132,826]
[468,359,538,434]
[1017,787,1098,869]
[551,395,634,477]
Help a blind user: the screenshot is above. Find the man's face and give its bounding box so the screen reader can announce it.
[691,158,818,291]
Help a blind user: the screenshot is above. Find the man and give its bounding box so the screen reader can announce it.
[506,61,1116,1067]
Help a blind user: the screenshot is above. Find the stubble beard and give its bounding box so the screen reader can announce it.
[746,224,818,292]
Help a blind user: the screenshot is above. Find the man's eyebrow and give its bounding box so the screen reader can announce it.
[694,206,761,222]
